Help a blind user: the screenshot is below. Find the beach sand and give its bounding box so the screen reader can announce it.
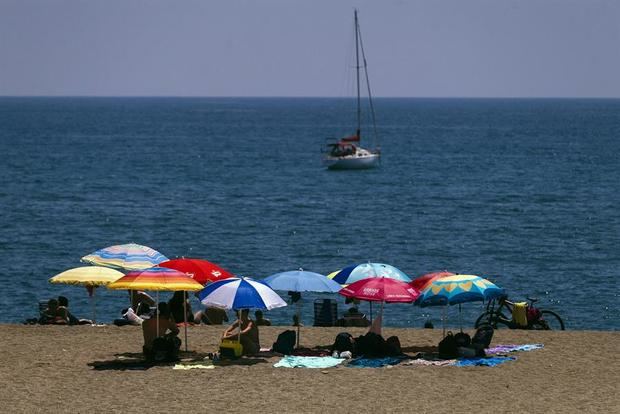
[0,324,617,413]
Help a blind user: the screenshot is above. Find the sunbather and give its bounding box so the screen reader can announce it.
[39,298,69,325]
[254,310,271,326]
[194,306,229,325]
[222,309,260,355]
[57,296,92,325]
[168,291,194,325]
[142,302,180,361]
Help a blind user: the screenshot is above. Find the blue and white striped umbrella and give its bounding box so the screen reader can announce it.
[328,262,412,286]
[198,277,287,311]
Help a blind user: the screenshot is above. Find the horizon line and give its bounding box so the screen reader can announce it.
[1,95,619,100]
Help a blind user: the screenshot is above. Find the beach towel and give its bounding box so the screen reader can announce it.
[486,344,544,354]
[274,356,344,369]
[403,358,456,367]
[453,356,516,367]
[346,356,406,368]
[173,362,215,370]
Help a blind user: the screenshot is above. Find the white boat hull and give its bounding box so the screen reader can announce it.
[324,152,380,170]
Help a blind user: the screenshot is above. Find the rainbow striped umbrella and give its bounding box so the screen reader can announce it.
[82,243,168,271]
[108,267,203,350]
[107,267,203,292]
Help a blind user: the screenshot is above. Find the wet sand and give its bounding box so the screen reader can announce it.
[0,324,617,413]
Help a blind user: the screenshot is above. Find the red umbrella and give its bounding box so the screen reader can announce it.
[159,258,235,285]
[340,277,420,303]
[409,271,455,292]
[339,277,420,334]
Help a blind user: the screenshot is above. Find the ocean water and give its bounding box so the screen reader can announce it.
[0,97,618,330]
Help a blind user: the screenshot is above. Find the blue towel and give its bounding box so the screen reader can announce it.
[273,356,345,369]
[453,356,516,367]
[347,356,406,368]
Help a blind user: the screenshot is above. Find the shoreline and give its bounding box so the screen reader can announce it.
[1,324,618,413]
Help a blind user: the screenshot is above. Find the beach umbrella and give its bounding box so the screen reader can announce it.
[339,277,420,334]
[263,269,341,348]
[107,267,203,350]
[329,262,412,319]
[159,258,235,285]
[81,243,168,271]
[328,262,412,286]
[198,277,287,346]
[49,266,124,323]
[410,271,455,292]
[416,274,504,333]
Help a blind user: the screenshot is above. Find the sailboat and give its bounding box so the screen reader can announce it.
[323,9,381,170]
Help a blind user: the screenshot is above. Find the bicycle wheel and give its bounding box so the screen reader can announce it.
[532,310,565,330]
[475,311,511,329]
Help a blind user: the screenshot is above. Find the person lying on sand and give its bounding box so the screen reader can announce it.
[222,309,260,355]
[57,296,92,325]
[142,302,180,361]
[39,298,69,325]
[194,306,229,325]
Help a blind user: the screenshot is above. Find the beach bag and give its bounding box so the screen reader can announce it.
[471,323,494,349]
[332,332,354,353]
[512,302,529,327]
[220,339,243,358]
[151,335,181,362]
[527,306,542,323]
[354,332,385,357]
[272,330,296,355]
[438,332,459,358]
[454,332,471,347]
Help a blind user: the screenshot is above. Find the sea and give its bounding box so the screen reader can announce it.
[0,97,618,330]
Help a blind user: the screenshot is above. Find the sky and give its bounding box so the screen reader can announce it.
[1,0,619,98]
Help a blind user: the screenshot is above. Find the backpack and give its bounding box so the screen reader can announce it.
[272,330,296,355]
[527,306,542,323]
[332,332,354,353]
[454,331,471,347]
[438,331,459,358]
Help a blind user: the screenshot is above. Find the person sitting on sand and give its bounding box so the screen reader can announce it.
[254,310,271,326]
[194,306,229,325]
[39,298,69,325]
[142,302,180,361]
[331,313,402,358]
[57,296,92,325]
[222,309,260,356]
[168,291,194,325]
[130,290,155,313]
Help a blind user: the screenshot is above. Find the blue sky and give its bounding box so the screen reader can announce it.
[1,0,619,97]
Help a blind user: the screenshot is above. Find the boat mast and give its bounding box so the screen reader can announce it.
[355,9,361,138]
[357,12,379,151]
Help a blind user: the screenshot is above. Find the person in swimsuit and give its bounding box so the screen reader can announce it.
[222,309,260,355]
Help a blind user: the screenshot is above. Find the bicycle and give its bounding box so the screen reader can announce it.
[474,294,565,330]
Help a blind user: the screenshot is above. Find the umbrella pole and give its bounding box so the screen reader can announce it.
[442,306,446,337]
[156,291,160,338]
[296,301,300,349]
[92,287,96,324]
[238,310,242,344]
[183,291,188,352]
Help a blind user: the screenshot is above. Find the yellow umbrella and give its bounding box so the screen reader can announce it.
[49,266,125,323]
[107,267,204,350]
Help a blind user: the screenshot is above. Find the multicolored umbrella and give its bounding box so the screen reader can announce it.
[416,274,504,333]
[107,267,203,348]
[159,258,235,285]
[107,267,203,292]
[328,263,412,286]
[49,266,125,323]
[82,243,168,271]
[263,269,341,348]
[409,271,455,292]
[416,275,503,307]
